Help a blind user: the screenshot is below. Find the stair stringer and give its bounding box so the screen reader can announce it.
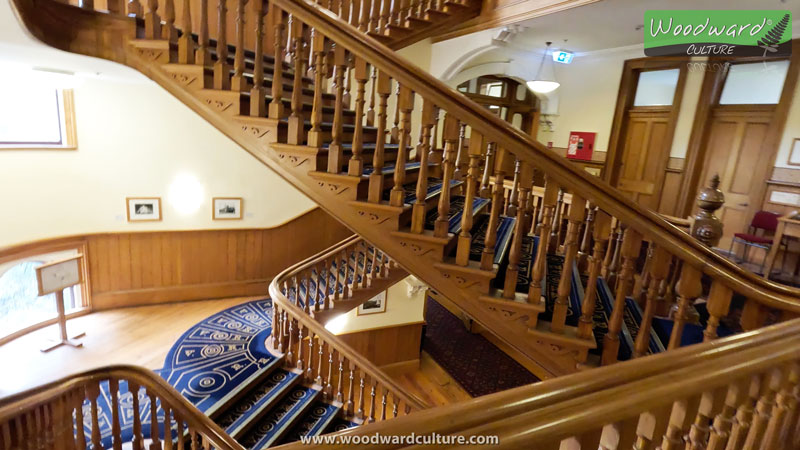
[9,0,593,377]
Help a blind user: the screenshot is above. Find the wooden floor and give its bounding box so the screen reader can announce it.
[0,298,472,406]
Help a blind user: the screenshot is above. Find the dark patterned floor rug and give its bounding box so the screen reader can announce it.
[422,297,539,397]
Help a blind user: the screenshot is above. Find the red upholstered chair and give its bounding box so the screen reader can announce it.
[729,211,786,273]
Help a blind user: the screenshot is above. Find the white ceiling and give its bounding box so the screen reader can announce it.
[510,0,800,55]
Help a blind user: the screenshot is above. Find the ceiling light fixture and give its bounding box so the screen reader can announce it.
[527,41,560,94]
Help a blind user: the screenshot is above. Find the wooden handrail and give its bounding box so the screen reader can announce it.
[268,235,429,420]
[0,365,244,450]
[269,0,800,315]
[272,317,800,449]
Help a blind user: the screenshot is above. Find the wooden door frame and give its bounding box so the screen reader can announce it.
[604,57,689,192]
[677,40,800,217]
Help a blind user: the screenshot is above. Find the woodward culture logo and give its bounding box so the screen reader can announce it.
[644,10,792,57]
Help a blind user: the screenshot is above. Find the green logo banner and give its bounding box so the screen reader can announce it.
[644,10,792,57]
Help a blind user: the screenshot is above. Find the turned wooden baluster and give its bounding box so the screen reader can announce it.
[743,368,783,448]
[325,350,334,399]
[505,160,520,216]
[667,264,702,350]
[295,326,305,371]
[306,332,315,381]
[86,383,102,450]
[528,180,558,303]
[213,0,230,89]
[348,57,369,176]
[762,363,799,449]
[378,0,391,32]
[410,100,434,233]
[576,211,611,339]
[452,123,467,180]
[703,282,733,342]
[455,131,483,266]
[503,160,531,299]
[366,66,377,125]
[248,0,267,115]
[315,341,326,386]
[129,382,144,450]
[707,379,749,450]
[548,189,565,253]
[177,0,194,63]
[109,379,122,450]
[271,306,280,350]
[147,389,162,450]
[162,0,177,43]
[127,0,143,17]
[286,319,295,366]
[144,0,160,39]
[389,86,414,207]
[389,83,401,143]
[604,223,624,290]
[601,228,642,365]
[633,245,670,357]
[315,262,326,312]
[358,0,370,31]
[660,396,702,450]
[326,43,348,173]
[305,29,325,147]
[367,383,377,423]
[480,146,506,271]
[287,20,306,145]
[336,358,345,402]
[551,193,587,333]
[433,114,459,238]
[577,204,595,272]
[268,19,286,119]
[367,71,392,202]
[356,374,366,420]
[380,389,388,421]
[726,375,763,449]
[230,0,248,91]
[687,389,726,450]
[478,142,495,198]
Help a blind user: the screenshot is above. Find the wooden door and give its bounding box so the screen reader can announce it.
[698,106,775,250]
[616,108,672,211]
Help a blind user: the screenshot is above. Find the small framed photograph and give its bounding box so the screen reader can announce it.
[213,197,243,220]
[357,290,387,316]
[127,197,161,222]
[788,138,800,166]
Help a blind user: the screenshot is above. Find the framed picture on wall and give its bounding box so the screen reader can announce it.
[213,197,243,220]
[357,290,387,315]
[126,197,161,222]
[788,138,800,166]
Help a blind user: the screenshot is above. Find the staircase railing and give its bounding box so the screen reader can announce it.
[262,0,800,362]
[0,365,243,450]
[268,235,429,423]
[275,317,800,449]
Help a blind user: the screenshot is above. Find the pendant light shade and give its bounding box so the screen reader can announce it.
[528,42,560,94]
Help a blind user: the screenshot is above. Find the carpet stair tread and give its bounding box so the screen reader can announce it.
[239,386,321,449]
[491,234,539,295]
[277,401,343,445]
[468,215,516,267]
[424,195,490,235]
[214,369,301,438]
[324,417,361,434]
[390,178,463,205]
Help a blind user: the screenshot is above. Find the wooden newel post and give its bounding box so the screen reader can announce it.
[692,174,725,247]
[35,255,86,352]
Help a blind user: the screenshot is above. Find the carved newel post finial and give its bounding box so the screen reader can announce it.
[692,174,725,247]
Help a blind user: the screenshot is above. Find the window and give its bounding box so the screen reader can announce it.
[633,69,680,107]
[719,60,790,105]
[0,87,77,149]
[0,250,86,340]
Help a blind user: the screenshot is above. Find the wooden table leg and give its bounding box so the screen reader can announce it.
[764,221,786,279]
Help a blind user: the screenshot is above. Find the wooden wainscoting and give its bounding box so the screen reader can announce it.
[335,322,424,375]
[0,208,353,312]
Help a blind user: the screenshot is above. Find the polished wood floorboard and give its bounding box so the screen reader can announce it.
[393,351,473,406]
[0,297,254,398]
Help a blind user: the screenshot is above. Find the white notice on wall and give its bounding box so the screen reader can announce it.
[770,191,800,207]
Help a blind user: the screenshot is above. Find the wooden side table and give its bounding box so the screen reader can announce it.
[763,211,800,278]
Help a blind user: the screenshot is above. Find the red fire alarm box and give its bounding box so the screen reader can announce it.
[566,131,596,161]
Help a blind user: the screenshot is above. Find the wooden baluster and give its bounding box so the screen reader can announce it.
[577,211,611,339]
[316,340,326,386]
[366,66,377,126]
[505,159,520,216]
[194,0,211,63]
[316,261,326,311]
[687,389,726,450]
[368,384,377,423]
[305,29,324,148]
[763,363,799,449]
[428,107,443,164]
[601,228,642,365]
[325,350,334,400]
[744,368,783,449]
[295,326,305,371]
[188,430,198,450]
[107,379,122,450]
[230,0,248,91]
[433,114,459,238]
[144,0,160,39]
[272,306,281,351]
[341,249,352,298]
[177,0,194,63]
[390,83,401,143]
[577,204,595,272]
[667,265,702,350]
[346,366,355,416]
[306,332,315,381]
[128,0,143,19]
[326,43,347,173]
[633,405,671,450]
[707,379,748,450]
[147,389,162,450]
[287,22,306,145]
[503,160,531,299]
[129,382,144,450]
[452,123,467,180]
[358,0,370,31]
[389,86,414,207]
[456,131,483,265]
[380,389,387,421]
[162,404,172,450]
[727,375,763,449]
[174,414,185,450]
[410,100,434,233]
[162,0,177,43]
[529,194,542,235]
[548,188,565,253]
[286,318,294,366]
[528,179,558,303]
[703,282,733,341]
[378,0,391,32]
[86,383,102,450]
[336,358,345,402]
[348,58,369,176]
[478,142,495,198]
[633,246,670,357]
[268,19,286,119]
[660,396,701,450]
[604,224,624,290]
[741,299,768,332]
[480,147,506,271]
[550,193,587,332]
[779,363,800,444]
[367,71,391,202]
[213,0,230,90]
[356,374,366,420]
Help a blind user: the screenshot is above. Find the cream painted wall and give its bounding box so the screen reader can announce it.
[324,276,426,335]
[0,77,316,248]
[774,74,800,169]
